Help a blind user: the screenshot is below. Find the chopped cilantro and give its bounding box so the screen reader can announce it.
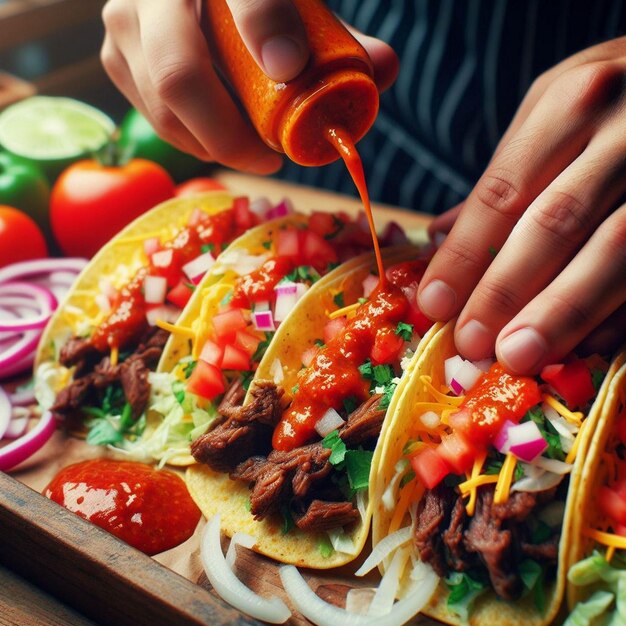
[184,282,196,291]
[445,571,486,623]
[373,364,394,386]
[379,381,397,409]
[251,332,274,363]
[399,469,416,488]
[172,380,186,405]
[201,243,215,253]
[530,520,553,544]
[344,450,373,491]
[343,396,358,414]
[314,338,325,348]
[358,360,373,378]
[85,402,144,447]
[318,536,334,558]
[284,265,320,284]
[183,360,197,378]
[591,368,606,392]
[357,297,368,305]
[395,322,414,341]
[292,384,299,394]
[280,504,295,535]
[321,430,347,465]
[261,240,272,250]
[241,371,254,391]
[523,407,565,461]
[86,419,124,446]
[220,291,233,307]
[333,292,345,308]
[519,559,546,612]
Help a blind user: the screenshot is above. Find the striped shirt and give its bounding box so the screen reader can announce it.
[276,0,626,214]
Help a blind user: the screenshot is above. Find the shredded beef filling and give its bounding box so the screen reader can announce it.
[52,326,169,421]
[192,382,385,534]
[414,483,560,601]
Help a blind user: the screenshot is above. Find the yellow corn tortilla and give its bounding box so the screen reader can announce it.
[370,320,618,626]
[565,354,626,611]
[34,192,234,405]
[185,247,442,568]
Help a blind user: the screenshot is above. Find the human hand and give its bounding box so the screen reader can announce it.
[419,37,626,373]
[101,0,398,173]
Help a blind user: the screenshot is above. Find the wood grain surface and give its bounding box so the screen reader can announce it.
[0,172,437,626]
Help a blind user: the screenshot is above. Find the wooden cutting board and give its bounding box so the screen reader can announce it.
[0,171,438,626]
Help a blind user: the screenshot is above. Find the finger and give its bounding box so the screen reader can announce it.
[226,0,309,82]
[427,202,464,240]
[495,204,626,373]
[139,0,283,173]
[454,128,626,360]
[577,302,626,357]
[417,62,617,323]
[345,26,399,92]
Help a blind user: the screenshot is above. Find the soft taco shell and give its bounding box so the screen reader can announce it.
[370,320,616,626]
[185,246,437,568]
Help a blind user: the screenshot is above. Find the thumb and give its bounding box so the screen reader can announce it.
[225,0,309,82]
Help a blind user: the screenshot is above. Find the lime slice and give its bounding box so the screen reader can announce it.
[0,96,115,179]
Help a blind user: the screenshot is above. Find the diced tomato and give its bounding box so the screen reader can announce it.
[199,340,224,367]
[166,280,194,308]
[598,485,626,527]
[221,344,251,371]
[458,363,542,446]
[407,304,434,337]
[540,360,596,409]
[277,228,301,261]
[324,316,347,344]
[386,260,429,291]
[615,524,626,537]
[302,230,338,272]
[410,447,450,490]
[212,308,248,340]
[370,325,404,365]
[232,196,257,230]
[150,248,184,287]
[309,211,337,238]
[436,432,474,474]
[235,329,262,357]
[187,360,225,400]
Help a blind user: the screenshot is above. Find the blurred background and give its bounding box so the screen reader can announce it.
[0,0,124,117]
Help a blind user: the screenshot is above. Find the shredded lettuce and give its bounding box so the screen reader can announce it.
[445,571,486,625]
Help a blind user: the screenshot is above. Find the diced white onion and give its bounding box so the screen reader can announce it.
[151,249,173,268]
[182,251,215,283]
[444,355,464,389]
[94,293,111,313]
[143,275,168,304]
[273,291,298,323]
[355,527,412,577]
[511,470,564,493]
[226,532,256,569]
[453,359,483,391]
[249,197,273,217]
[279,563,438,626]
[270,358,284,384]
[296,283,309,300]
[314,407,345,437]
[345,588,376,615]
[217,250,269,276]
[327,528,358,555]
[382,459,409,512]
[275,281,298,295]
[531,456,573,475]
[356,490,368,522]
[200,515,290,623]
[145,304,179,326]
[252,309,275,332]
[520,462,545,479]
[419,411,440,429]
[368,548,407,617]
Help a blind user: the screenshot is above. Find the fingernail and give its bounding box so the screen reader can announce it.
[498,327,547,373]
[456,320,494,360]
[261,36,307,81]
[418,280,457,320]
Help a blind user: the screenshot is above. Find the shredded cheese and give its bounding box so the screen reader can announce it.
[112,230,165,245]
[328,301,361,320]
[584,527,626,550]
[388,481,423,535]
[465,451,487,516]
[458,473,499,497]
[565,417,588,464]
[419,375,464,406]
[155,319,195,338]
[542,393,583,426]
[110,345,119,367]
[493,452,517,504]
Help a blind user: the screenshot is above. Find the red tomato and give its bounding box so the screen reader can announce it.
[199,339,224,367]
[410,447,450,489]
[232,196,256,230]
[166,280,194,308]
[436,432,474,474]
[235,329,262,357]
[212,308,248,340]
[302,230,339,271]
[174,177,227,197]
[370,325,404,365]
[187,360,225,400]
[540,360,596,409]
[309,211,337,237]
[50,158,175,257]
[598,486,626,527]
[0,205,47,267]
[221,344,251,370]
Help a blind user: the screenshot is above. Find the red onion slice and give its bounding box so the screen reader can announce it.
[0,410,56,471]
[0,282,57,331]
[0,258,87,283]
[0,387,11,439]
[0,330,39,371]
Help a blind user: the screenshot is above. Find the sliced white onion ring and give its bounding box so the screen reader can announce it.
[279,563,439,626]
[0,410,56,471]
[8,387,36,406]
[355,527,412,577]
[200,515,290,624]
[225,532,256,569]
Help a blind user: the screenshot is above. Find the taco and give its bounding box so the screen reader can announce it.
[564,355,626,625]
[34,191,264,442]
[185,249,439,568]
[121,208,398,465]
[367,320,617,625]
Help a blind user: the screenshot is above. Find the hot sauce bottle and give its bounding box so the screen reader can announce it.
[203,0,379,167]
